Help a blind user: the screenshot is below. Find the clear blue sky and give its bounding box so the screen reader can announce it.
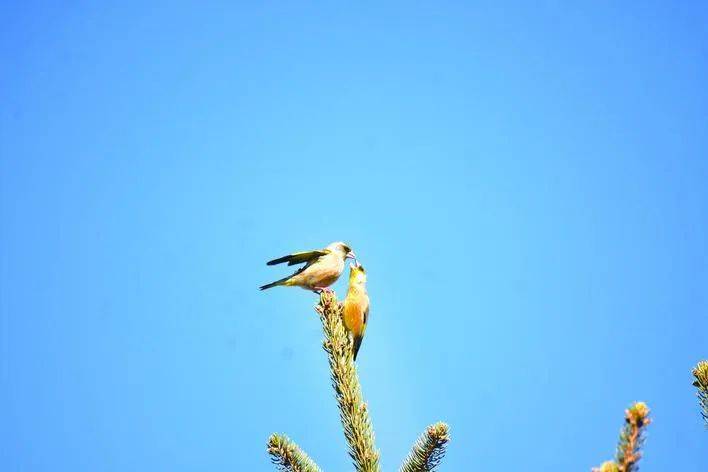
[1,2,706,470]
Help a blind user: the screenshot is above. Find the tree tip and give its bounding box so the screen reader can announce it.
[693,360,708,387]
[426,422,450,442]
[625,402,650,426]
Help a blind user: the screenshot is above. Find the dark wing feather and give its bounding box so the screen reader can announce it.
[266,250,329,266]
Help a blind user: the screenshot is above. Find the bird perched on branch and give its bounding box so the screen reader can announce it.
[343,261,369,360]
[260,242,356,292]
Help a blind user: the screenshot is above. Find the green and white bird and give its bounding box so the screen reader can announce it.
[259,242,356,292]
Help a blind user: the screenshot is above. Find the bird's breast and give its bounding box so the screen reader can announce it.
[343,292,368,335]
[302,255,343,288]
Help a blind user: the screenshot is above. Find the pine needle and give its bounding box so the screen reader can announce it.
[399,422,450,472]
[267,434,322,472]
[592,402,651,472]
[692,360,708,426]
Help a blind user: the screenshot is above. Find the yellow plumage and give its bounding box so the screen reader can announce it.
[343,262,369,360]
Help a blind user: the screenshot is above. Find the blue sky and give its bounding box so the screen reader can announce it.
[1,1,707,470]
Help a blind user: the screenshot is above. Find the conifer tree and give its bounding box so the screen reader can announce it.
[267,292,450,471]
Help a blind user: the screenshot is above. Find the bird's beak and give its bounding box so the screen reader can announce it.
[346,251,356,260]
[350,260,361,270]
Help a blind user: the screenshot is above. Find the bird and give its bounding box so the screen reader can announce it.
[343,260,369,361]
[259,241,356,292]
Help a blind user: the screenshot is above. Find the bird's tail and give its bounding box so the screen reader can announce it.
[259,276,292,291]
[353,335,363,361]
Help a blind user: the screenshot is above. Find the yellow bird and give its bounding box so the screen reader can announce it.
[343,261,369,360]
[260,242,356,292]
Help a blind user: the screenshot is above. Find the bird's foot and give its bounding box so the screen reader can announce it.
[313,286,333,294]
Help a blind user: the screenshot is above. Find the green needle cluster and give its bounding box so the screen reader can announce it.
[593,402,651,472]
[692,360,708,426]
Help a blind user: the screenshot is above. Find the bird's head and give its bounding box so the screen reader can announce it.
[349,260,367,284]
[328,241,356,261]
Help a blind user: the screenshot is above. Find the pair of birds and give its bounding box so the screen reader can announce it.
[259,241,369,360]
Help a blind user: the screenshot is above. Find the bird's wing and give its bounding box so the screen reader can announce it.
[266,249,330,266]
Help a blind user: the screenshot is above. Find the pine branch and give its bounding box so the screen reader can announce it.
[315,292,380,472]
[267,434,322,472]
[399,422,450,472]
[615,402,651,471]
[692,360,708,426]
[592,402,651,472]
